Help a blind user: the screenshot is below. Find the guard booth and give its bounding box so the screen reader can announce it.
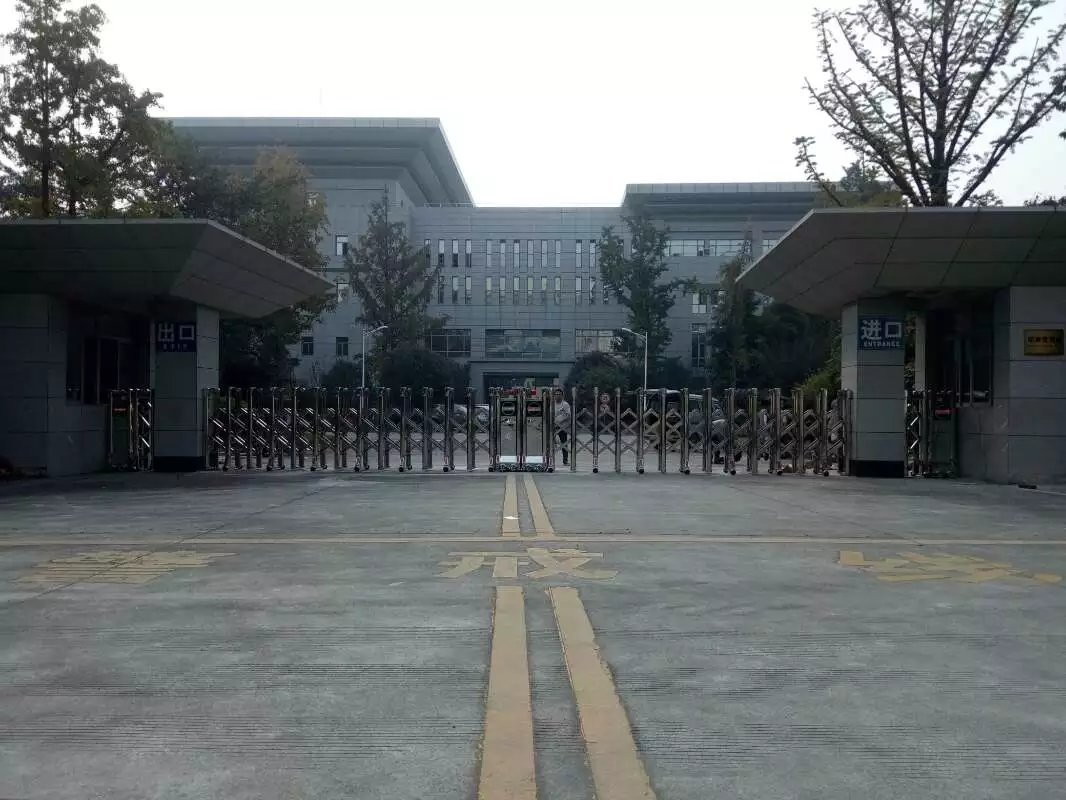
[0,219,331,477]
[737,206,1066,484]
[491,387,553,471]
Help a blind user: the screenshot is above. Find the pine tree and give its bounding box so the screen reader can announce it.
[347,195,441,350]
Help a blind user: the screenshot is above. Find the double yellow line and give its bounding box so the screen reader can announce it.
[479,585,656,800]
[501,474,556,538]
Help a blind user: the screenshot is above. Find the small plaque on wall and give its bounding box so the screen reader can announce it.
[1023,328,1064,356]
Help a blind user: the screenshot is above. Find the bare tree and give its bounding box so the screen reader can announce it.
[802,0,1066,207]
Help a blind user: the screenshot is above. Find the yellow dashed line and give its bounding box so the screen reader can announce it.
[549,586,657,800]
[479,586,536,800]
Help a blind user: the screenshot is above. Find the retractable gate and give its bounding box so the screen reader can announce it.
[201,386,852,475]
[108,389,154,471]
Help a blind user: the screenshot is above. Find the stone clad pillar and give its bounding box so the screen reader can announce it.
[841,299,906,477]
[151,305,220,472]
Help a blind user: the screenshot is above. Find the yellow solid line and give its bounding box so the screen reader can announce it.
[479,586,537,800]
[548,587,657,800]
[522,474,556,538]
[502,475,520,537]
[4,536,1066,547]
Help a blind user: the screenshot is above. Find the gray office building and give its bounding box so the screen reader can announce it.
[173,118,819,395]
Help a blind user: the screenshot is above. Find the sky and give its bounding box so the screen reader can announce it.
[2,0,1065,206]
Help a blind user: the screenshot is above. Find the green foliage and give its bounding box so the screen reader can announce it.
[0,0,163,216]
[707,239,760,391]
[564,353,630,395]
[321,360,361,392]
[347,197,441,350]
[798,328,842,401]
[378,345,467,399]
[598,214,686,360]
[801,0,1066,207]
[649,357,694,391]
[138,139,332,386]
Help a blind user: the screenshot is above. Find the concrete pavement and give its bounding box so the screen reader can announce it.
[1,470,1065,798]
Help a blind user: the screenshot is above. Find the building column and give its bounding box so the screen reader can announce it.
[841,299,906,478]
[151,305,220,472]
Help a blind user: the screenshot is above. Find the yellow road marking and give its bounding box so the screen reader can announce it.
[4,536,1066,547]
[479,586,536,800]
[502,475,520,537]
[838,549,1063,585]
[16,550,233,585]
[548,587,657,800]
[522,474,556,538]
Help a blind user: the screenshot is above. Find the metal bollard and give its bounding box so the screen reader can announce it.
[591,386,600,473]
[701,388,713,473]
[569,386,578,473]
[679,390,690,474]
[635,389,646,474]
[770,388,782,475]
[724,388,736,475]
[398,388,411,472]
[657,388,667,474]
[818,388,830,476]
[614,388,623,474]
[792,389,806,474]
[377,388,388,470]
[489,388,499,471]
[466,387,476,471]
[747,388,758,474]
[422,387,433,470]
[443,387,454,472]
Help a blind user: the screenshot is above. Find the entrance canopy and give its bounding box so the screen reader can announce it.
[737,207,1066,316]
[0,218,332,317]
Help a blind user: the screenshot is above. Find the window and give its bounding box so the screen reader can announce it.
[575,240,583,268]
[499,277,507,305]
[486,277,494,304]
[526,240,534,271]
[603,282,610,305]
[540,277,548,304]
[555,239,561,268]
[427,328,472,358]
[589,240,598,268]
[335,336,349,357]
[575,276,583,305]
[589,276,597,304]
[554,276,561,304]
[465,239,472,269]
[424,239,432,264]
[692,290,710,314]
[576,329,617,354]
[334,280,350,303]
[762,237,780,252]
[485,329,562,360]
[464,276,472,304]
[500,239,507,269]
[691,323,708,368]
[438,239,445,268]
[541,240,548,269]
[451,239,459,268]
[437,274,445,304]
[526,276,534,304]
[486,239,493,269]
[451,276,459,304]
[513,240,520,270]
[301,336,314,356]
[334,234,349,257]
[512,276,520,305]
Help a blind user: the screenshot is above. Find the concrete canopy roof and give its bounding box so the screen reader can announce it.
[0,218,333,318]
[737,206,1066,316]
[169,117,472,206]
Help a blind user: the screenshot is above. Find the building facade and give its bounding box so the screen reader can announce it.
[173,118,819,395]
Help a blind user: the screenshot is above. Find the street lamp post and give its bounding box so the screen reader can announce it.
[361,325,388,390]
